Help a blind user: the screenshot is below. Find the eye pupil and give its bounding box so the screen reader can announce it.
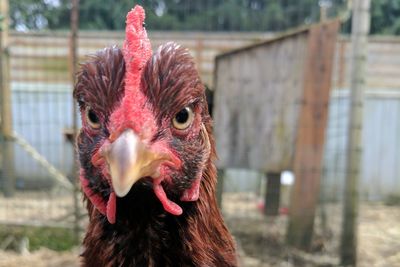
[175,108,189,124]
[172,106,194,130]
[88,110,99,124]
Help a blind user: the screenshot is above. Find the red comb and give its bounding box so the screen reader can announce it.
[109,5,153,135]
[123,5,152,91]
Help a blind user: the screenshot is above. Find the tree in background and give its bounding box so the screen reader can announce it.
[10,0,68,30]
[371,0,400,34]
[9,0,399,35]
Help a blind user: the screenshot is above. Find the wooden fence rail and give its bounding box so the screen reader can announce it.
[8,31,400,90]
[9,31,273,87]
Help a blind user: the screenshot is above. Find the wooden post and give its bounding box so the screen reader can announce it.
[264,172,281,216]
[286,21,340,251]
[0,0,15,197]
[340,0,370,265]
[216,169,225,208]
[195,38,204,73]
[320,6,327,22]
[70,0,80,244]
[319,167,329,236]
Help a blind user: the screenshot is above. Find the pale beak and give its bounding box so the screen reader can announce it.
[103,129,169,197]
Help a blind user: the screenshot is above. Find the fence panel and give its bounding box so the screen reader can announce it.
[0,31,77,228]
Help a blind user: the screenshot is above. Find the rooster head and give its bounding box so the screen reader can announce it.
[74,5,212,224]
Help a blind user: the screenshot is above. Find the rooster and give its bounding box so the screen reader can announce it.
[73,5,237,267]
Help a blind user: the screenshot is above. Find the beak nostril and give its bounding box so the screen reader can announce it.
[109,132,119,142]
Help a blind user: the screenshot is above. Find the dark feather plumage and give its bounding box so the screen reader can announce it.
[74,44,237,267]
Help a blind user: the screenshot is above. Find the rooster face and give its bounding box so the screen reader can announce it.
[74,8,211,224]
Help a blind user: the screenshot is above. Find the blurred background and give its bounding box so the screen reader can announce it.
[0,0,399,266]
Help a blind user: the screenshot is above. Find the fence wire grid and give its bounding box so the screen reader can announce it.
[0,1,399,267]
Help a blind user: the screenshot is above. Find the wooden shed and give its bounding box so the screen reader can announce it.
[213,21,340,250]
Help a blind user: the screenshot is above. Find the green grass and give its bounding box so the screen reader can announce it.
[0,226,78,251]
[384,194,400,206]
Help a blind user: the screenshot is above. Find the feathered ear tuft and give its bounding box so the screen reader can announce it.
[123,5,152,88]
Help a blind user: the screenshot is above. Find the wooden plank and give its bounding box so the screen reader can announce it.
[8,31,400,90]
[11,54,68,59]
[8,29,269,40]
[8,31,271,89]
[11,68,68,77]
[214,30,309,171]
[286,20,340,251]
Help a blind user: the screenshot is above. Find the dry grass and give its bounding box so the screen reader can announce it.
[0,192,399,267]
[0,248,79,267]
[0,191,76,227]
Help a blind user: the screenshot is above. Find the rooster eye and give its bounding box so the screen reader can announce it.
[172,106,194,130]
[85,107,101,129]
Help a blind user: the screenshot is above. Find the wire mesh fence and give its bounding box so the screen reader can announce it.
[212,20,341,265]
[215,23,400,266]
[0,31,78,228]
[0,29,272,257]
[10,0,349,32]
[0,1,399,266]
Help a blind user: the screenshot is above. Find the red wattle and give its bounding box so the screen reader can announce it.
[80,171,107,215]
[153,182,183,216]
[106,192,116,224]
[80,169,117,224]
[180,175,201,202]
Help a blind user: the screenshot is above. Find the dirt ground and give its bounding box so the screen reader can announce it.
[224,193,400,267]
[0,192,399,267]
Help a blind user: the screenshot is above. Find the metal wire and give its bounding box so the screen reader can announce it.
[12,131,72,190]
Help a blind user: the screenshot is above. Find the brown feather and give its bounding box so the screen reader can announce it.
[75,44,237,267]
[74,46,125,119]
